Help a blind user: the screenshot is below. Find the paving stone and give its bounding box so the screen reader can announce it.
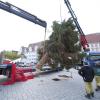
[0,69,99,100]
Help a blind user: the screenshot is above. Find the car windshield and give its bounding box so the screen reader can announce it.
[90,55,100,60]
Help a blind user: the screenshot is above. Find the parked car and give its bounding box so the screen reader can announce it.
[41,65,52,71]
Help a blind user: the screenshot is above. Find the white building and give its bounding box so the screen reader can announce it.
[86,33,100,52]
[20,42,42,66]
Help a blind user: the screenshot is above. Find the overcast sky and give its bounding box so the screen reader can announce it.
[0,0,100,51]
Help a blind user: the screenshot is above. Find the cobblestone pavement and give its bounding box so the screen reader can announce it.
[0,69,100,100]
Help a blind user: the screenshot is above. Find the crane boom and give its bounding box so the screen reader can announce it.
[0,1,47,69]
[64,0,89,51]
[0,1,47,28]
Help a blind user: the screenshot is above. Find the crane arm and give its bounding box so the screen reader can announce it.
[0,1,47,28]
[0,1,47,69]
[64,0,89,51]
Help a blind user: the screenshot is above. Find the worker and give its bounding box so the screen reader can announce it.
[78,62,95,99]
[93,65,100,91]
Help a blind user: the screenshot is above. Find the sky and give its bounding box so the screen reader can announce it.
[0,0,100,52]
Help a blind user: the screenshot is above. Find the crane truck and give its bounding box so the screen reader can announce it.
[0,1,47,84]
[64,0,100,86]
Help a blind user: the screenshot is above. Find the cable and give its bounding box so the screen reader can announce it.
[59,0,62,22]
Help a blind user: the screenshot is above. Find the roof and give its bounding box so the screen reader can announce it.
[86,33,100,43]
[28,41,43,51]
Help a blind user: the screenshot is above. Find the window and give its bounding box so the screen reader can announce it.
[29,47,32,52]
[90,55,100,60]
[91,43,93,47]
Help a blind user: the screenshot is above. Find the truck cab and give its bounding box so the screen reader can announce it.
[83,52,100,67]
[83,52,100,75]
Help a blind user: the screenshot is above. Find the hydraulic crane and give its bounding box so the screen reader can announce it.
[0,1,47,28]
[0,0,47,85]
[64,0,90,51]
[64,1,100,81]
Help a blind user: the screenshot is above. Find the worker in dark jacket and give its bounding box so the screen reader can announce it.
[78,62,95,99]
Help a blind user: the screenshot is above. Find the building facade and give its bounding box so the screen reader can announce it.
[86,33,100,52]
[20,42,42,66]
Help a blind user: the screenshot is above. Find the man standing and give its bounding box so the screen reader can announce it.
[78,62,94,99]
[93,65,100,91]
